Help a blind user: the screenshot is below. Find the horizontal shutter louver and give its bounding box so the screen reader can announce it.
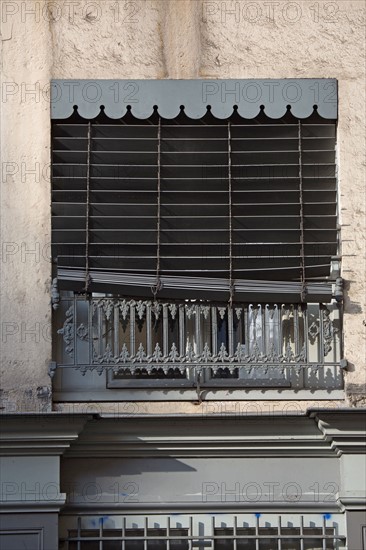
[52,109,338,301]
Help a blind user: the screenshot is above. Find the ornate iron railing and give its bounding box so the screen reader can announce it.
[54,294,343,390]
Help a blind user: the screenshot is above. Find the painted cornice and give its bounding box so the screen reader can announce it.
[309,410,366,455]
[1,410,364,458]
[61,415,332,458]
[0,498,66,513]
[0,413,91,456]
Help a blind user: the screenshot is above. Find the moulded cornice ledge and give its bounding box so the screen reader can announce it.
[1,411,365,457]
[0,497,67,513]
[61,414,335,458]
[0,413,92,456]
[337,496,366,511]
[309,410,366,455]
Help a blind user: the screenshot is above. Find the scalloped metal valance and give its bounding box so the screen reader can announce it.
[51,79,337,120]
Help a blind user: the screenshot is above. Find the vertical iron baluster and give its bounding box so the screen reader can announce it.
[228,306,234,356]
[255,515,259,550]
[272,304,278,357]
[74,298,79,366]
[322,515,327,550]
[179,305,185,356]
[167,516,170,550]
[233,515,237,550]
[236,306,243,350]
[130,303,136,356]
[73,297,77,367]
[302,304,308,362]
[302,304,308,389]
[77,516,81,550]
[294,305,300,356]
[211,306,218,356]
[88,298,93,364]
[244,305,250,355]
[278,515,282,550]
[212,516,215,550]
[319,305,325,364]
[265,305,270,357]
[144,516,148,550]
[146,303,152,356]
[114,303,119,357]
[121,516,126,550]
[99,517,103,550]
[188,516,193,550]
[163,304,169,356]
[338,301,343,365]
[261,304,265,354]
[333,304,341,363]
[279,304,283,356]
[252,306,257,354]
[300,515,304,550]
[98,306,103,356]
[195,304,201,355]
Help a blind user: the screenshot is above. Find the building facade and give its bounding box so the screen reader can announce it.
[1,1,366,548]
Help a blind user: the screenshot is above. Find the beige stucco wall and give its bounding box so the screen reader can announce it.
[1,1,53,411]
[1,0,365,413]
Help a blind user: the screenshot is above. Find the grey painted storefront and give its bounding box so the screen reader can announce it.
[0,411,365,549]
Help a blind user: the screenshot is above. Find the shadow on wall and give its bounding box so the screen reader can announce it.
[343,280,363,314]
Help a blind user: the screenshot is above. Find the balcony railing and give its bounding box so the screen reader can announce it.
[54,294,343,391]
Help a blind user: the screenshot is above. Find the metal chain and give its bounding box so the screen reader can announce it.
[84,121,91,292]
[298,120,306,302]
[152,116,162,299]
[228,120,234,306]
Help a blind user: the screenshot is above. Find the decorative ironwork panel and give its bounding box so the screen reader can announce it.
[54,294,343,390]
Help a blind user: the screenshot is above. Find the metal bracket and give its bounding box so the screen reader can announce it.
[333,277,344,303]
[193,368,205,405]
[340,359,348,370]
[48,361,57,379]
[51,278,60,310]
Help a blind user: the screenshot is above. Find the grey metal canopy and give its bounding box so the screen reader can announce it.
[51,79,338,120]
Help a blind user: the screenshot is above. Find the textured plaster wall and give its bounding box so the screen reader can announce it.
[1,0,365,412]
[1,3,53,412]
